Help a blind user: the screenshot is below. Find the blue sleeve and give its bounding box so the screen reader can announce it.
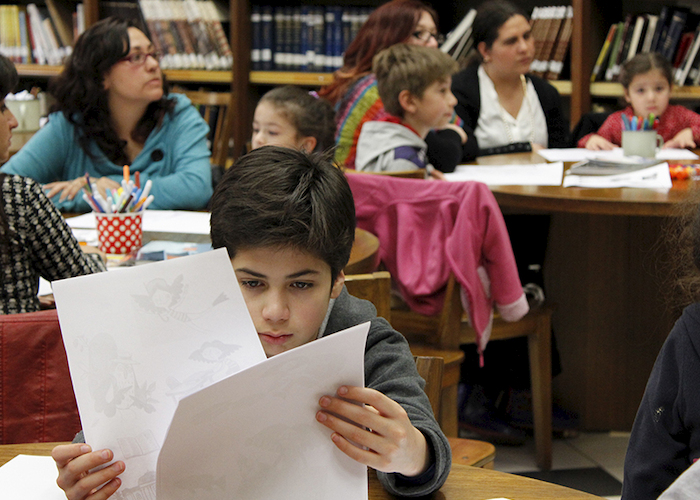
[145,104,213,210]
[1,114,73,182]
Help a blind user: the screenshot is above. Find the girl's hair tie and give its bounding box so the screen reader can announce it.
[309,90,319,99]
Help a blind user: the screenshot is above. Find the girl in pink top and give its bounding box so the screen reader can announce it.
[579,53,700,150]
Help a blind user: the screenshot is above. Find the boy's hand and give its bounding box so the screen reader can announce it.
[52,443,124,500]
[316,385,431,477]
[664,128,696,149]
[585,134,615,150]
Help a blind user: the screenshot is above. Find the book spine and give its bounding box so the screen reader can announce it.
[273,7,284,70]
[250,5,261,71]
[324,7,335,73]
[260,5,273,71]
[660,10,688,62]
[545,6,573,81]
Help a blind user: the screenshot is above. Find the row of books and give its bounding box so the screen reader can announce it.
[529,5,573,80]
[0,0,231,71]
[251,5,371,73]
[440,5,572,81]
[0,1,79,65]
[137,0,232,70]
[591,7,700,86]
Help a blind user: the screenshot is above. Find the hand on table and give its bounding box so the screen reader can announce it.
[316,385,430,477]
[664,128,696,149]
[52,443,124,500]
[584,134,616,150]
[44,177,121,202]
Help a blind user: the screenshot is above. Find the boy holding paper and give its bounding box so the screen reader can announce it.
[51,146,451,499]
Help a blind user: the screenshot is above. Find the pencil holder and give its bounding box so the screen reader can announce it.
[95,212,144,254]
[622,130,663,158]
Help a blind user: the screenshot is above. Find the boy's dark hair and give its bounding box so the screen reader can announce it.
[210,146,356,281]
[0,54,18,99]
[258,86,336,153]
[620,52,673,89]
[372,44,458,118]
[469,0,528,66]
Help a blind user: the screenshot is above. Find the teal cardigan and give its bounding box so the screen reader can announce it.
[1,93,213,212]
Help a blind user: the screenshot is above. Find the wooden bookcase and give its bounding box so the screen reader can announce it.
[8,0,700,157]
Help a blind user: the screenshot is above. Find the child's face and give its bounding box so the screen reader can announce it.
[411,77,457,131]
[623,69,671,117]
[231,245,345,357]
[252,101,309,151]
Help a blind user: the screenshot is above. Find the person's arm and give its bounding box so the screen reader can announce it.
[533,77,570,148]
[0,115,72,182]
[622,312,700,500]
[141,103,213,210]
[451,66,481,162]
[12,176,105,281]
[425,128,465,173]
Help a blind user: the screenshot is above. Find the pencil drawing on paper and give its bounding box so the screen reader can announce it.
[132,274,230,326]
[165,340,242,400]
[87,332,158,418]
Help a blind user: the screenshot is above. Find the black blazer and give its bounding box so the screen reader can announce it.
[451,64,570,160]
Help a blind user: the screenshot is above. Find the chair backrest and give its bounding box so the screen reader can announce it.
[344,169,427,179]
[184,90,235,170]
[413,355,444,420]
[0,309,81,443]
[343,271,391,322]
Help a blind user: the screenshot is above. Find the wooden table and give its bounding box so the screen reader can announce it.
[0,443,601,499]
[477,151,698,430]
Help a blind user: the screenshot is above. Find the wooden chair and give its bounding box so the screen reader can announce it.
[343,169,427,179]
[414,355,495,468]
[184,91,235,180]
[392,274,554,471]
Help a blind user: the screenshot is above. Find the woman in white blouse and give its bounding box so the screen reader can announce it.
[452,0,569,159]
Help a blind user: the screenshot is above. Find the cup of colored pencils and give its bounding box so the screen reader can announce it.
[82,167,152,254]
[621,113,663,158]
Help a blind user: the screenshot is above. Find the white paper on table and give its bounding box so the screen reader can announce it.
[445,162,564,186]
[52,249,267,496]
[157,322,370,500]
[563,162,672,189]
[538,147,699,162]
[0,455,65,500]
[66,210,211,234]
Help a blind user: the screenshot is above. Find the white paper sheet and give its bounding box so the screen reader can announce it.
[445,162,564,185]
[538,147,699,162]
[0,455,65,500]
[67,210,211,234]
[157,322,370,500]
[52,249,267,496]
[563,162,672,189]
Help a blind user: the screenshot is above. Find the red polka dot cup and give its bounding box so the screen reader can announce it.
[95,212,144,255]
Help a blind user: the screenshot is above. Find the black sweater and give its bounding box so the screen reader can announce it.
[451,64,570,161]
[622,303,700,499]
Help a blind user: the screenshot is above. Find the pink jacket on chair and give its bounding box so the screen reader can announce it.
[346,173,528,353]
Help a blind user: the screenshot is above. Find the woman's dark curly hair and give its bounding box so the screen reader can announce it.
[49,17,175,165]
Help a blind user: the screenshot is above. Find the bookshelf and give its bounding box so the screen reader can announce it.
[7,0,700,157]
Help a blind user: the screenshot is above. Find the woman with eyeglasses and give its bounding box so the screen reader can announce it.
[452,0,569,159]
[319,0,468,172]
[0,17,212,212]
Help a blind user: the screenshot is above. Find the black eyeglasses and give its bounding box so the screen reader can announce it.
[120,50,162,66]
[412,30,445,45]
